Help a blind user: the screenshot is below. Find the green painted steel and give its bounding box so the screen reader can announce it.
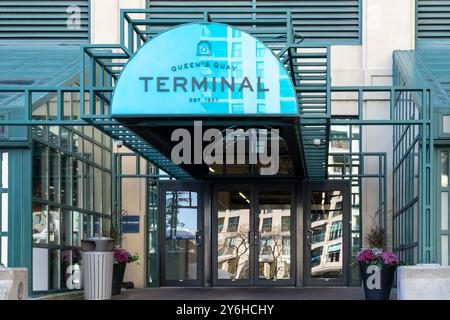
[0,0,90,43]
[417,0,450,44]
[393,54,435,264]
[146,0,362,44]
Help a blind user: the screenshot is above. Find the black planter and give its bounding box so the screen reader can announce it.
[359,262,396,300]
[112,262,127,296]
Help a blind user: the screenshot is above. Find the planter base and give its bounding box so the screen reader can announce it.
[359,263,396,300]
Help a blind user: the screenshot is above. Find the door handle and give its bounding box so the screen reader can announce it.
[195,230,202,246]
[254,231,261,246]
[306,229,313,246]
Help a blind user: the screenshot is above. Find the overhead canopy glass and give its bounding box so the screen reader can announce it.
[111,23,298,116]
[110,22,303,178]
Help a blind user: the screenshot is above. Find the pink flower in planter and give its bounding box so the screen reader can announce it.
[380,251,399,266]
[114,248,131,264]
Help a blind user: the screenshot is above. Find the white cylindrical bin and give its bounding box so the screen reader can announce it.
[81,237,114,300]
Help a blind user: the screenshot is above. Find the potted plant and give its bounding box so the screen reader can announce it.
[112,248,139,296]
[356,221,400,300]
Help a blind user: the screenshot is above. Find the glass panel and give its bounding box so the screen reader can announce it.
[93,216,101,237]
[72,132,81,155]
[49,206,60,245]
[94,145,102,165]
[441,192,449,231]
[2,152,8,188]
[61,153,71,205]
[103,172,111,215]
[94,168,102,213]
[32,248,48,291]
[258,190,291,281]
[442,151,449,188]
[443,115,450,133]
[83,214,93,239]
[33,203,48,244]
[33,142,48,199]
[84,164,93,210]
[61,127,70,150]
[49,149,60,203]
[1,236,7,267]
[217,191,250,281]
[1,193,7,232]
[83,139,93,161]
[60,209,71,246]
[49,249,60,290]
[309,190,344,280]
[164,191,198,282]
[72,159,83,208]
[103,148,111,169]
[61,249,82,290]
[442,235,449,266]
[72,211,82,247]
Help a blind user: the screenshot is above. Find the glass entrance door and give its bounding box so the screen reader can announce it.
[160,182,203,286]
[212,183,295,286]
[304,182,350,286]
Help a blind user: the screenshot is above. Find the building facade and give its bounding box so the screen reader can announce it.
[0,0,448,295]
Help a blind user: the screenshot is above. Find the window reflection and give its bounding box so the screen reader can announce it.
[258,191,291,280]
[217,191,250,281]
[164,191,198,281]
[309,191,344,279]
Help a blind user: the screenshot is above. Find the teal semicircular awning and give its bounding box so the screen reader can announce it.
[111,23,298,116]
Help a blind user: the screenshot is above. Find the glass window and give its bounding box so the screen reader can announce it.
[49,149,60,203]
[231,42,242,57]
[84,164,93,210]
[32,248,48,291]
[33,142,48,199]
[1,152,8,188]
[83,139,93,161]
[49,249,60,290]
[442,151,449,188]
[60,209,71,246]
[83,214,92,239]
[281,216,290,232]
[60,127,70,150]
[443,115,450,134]
[94,145,102,165]
[48,126,59,146]
[94,128,102,144]
[49,206,60,245]
[227,216,240,232]
[1,193,7,233]
[72,211,82,247]
[61,153,71,205]
[72,159,83,208]
[93,215,102,237]
[218,217,225,233]
[256,62,264,78]
[103,149,111,169]
[94,168,102,213]
[33,203,48,244]
[261,218,272,233]
[72,132,81,155]
[256,42,265,57]
[103,172,111,215]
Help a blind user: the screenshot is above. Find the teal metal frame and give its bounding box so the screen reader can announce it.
[0,5,439,291]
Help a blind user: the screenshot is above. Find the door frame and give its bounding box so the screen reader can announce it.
[159,181,204,286]
[211,182,296,286]
[303,180,351,286]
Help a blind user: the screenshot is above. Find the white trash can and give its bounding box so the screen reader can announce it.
[81,237,114,300]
